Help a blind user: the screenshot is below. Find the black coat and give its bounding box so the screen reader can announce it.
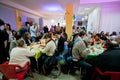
[0,30,8,63]
[91,47,120,72]
[24,38,32,46]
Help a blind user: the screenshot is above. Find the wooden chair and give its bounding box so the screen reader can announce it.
[0,61,34,80]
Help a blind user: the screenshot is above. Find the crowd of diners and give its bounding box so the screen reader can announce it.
[0,19,120,80]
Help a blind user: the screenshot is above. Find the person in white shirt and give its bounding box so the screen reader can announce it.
[30,23,38,42]
[38,33,56,74]
[9,39,35,72]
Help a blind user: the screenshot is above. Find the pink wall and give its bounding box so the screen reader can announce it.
[99,1,120,34]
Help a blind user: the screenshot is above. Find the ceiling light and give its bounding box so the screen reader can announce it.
[42,4,63,11]
[51,19,55,23]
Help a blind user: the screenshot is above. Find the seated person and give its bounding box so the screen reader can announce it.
[57,29,67,54]
[90,41,120,72]
[72,38,92,80]
[9,35,22,53]
[9,39,35,72]
[24,32,32,46]
[38,33,56,74]
[24,32,38,72]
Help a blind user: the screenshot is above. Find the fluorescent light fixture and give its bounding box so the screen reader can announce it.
[42,4,63,11]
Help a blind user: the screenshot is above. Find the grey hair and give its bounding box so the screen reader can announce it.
[16,39,25,47]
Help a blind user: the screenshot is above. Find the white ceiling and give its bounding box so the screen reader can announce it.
[10,0,95,17]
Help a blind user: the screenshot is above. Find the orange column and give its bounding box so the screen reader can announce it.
[15,9,22,30]
[66,4,74,39]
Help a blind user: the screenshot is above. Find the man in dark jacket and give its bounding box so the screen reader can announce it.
[90,41,120,72]
[0,19,8,64]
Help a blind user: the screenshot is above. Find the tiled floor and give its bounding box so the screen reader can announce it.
[0,71,81,80]
[25,71,81,80]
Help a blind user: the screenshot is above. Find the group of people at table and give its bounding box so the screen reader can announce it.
[9,31,120,80]
[1,19,120,80]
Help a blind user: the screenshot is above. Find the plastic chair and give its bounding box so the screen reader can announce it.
[92,67,120,80]
[0,61,34,80]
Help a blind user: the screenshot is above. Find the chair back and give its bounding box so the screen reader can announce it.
[105,71,120,80]
[93,67,120,80]
[0,61,33,80]
[0,62,17,79]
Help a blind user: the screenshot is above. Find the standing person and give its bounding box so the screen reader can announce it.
[30,23,38,42]
[4,23,13,42]
[50,25,54,33]
[4,23,13,55]
[19,24,27,39]
[0,19,8,64]
[56,23,61,34]
[43,25,49,33]
[25,22,30,32]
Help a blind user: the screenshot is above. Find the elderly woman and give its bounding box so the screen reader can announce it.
[38,33,56,74]
[9,39,35,72]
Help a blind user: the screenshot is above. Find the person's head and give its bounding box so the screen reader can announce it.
[58,23,60,26]
[100,31,104,35]
[94,33,101,41]
[79,31,86,38]
[15,35,22,40]
[34,23,38,27]
[43,33,52,43]
[17,39,26,48]
[112,31,117,36]
[72,25,75,29]
[4,23,11,30]
[92,31,96,36]
[12,30,17,37]
[25,22,30,27]
[25,32,31,39]
[105,32,109,36]
[83,38,91,47]
[115,36,120,44]
[106,40,118,50]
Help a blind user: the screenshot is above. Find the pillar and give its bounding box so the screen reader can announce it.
[15,9,22,30]
[65,4,74,39]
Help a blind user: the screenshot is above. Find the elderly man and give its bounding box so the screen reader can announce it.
[72,37,92,80]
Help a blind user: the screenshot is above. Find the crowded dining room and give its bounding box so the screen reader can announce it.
[0,0,120,80]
